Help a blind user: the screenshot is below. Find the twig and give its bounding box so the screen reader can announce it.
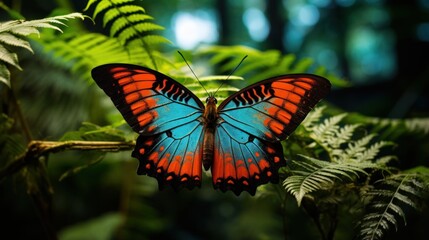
[0,140,135,181]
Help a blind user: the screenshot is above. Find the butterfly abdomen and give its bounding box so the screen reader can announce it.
[202,96,218,170]
[202,127,215,170]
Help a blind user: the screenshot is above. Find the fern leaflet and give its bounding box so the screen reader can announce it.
[358,174,428,240]
[43,33,148,82]
[0,12,84,87]
[85,0,170,69]
[283,155,368,206]
[198,45,349,86]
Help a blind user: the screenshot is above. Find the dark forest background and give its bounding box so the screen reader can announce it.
[0,0,428,240]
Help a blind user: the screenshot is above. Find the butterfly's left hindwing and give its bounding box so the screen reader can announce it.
[133,119,204,189]
[92,64,205,189]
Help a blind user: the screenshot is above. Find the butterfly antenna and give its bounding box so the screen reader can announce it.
[178,51,210,97]
[213,55,248,96]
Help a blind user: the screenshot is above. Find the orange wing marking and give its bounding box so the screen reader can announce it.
[224,153,236,180]
[110,67,127,73]
[137,111,158,127]
[167,155,182,175]
[235,159,250,180]
[125,90,154,104]
[263,118,284,135]
[295,78,314,90]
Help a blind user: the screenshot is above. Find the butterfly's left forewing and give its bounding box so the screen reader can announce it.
[214,74,331,195]
[92,64,204,135]
[92,64,205,189]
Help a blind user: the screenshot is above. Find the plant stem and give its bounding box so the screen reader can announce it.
[9,84,33,142]
[0,140,135,182]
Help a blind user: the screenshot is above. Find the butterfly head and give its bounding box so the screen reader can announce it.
[204,96,218,123]
[206,96,218,105]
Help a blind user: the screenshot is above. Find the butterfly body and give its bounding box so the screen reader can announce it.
[202,96,217,170]
[92,63,331,195]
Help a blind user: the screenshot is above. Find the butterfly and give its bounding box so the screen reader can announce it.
[91,63,331,195]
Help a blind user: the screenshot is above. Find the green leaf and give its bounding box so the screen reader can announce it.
[0,32,33,53]
[59,213,124,240]
[404,166,429,175]
[0,45,21,70]
[60,122,128,142]
[0,63,10,86]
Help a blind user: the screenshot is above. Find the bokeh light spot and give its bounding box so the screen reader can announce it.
[172,10,218,49]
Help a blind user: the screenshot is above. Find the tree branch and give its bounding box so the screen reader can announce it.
[0,140,135,181]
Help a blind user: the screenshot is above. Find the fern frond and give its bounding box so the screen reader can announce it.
[0,12,84,86]
[301,106,325,129]
[85,0,170,69]
[329,124,360,149]
[0,64,10,85]
[404,118,429,134]
[310,113,347,141]
[198,45,348,86]
[347,112,429,140]
[0,44,20,71]
[369,116,429,136]
[0,32,33,52]
[104,5,148,26]
[355,141,393,162]
[341,134,375,160]
[0,13,84,35]
[307,113,350,155]
[358,174,428,240]
[304,113,395,164]
[283,155,368,205]
[42,33,148,82]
